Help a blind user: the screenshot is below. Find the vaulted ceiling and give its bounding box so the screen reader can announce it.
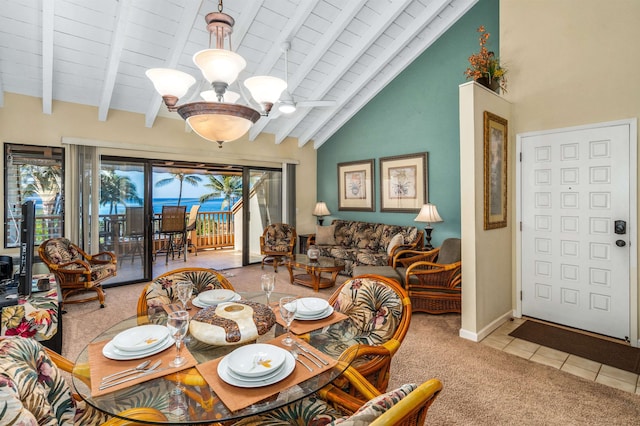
[0,0,476,148]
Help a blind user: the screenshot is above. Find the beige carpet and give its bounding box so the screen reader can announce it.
[62,265,640,424]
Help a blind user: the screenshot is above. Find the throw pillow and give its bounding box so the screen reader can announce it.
[386,233,404,256]
[316,225,336,245]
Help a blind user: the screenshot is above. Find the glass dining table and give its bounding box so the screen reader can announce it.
[71,292,358,424]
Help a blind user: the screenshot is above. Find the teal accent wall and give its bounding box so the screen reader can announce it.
[316,0,499,248]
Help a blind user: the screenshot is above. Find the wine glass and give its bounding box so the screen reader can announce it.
[166,310,190,367]
[261,273,275,307]
[176,281,193,310]
[279,296,298,346]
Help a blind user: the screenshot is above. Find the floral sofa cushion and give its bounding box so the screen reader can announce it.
[0,336,108,425]
[145,269,232,318]
[1,288,59,343]
[316,220,420,275]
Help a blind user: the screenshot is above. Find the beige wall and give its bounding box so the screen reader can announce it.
[502,1,640,339]
[459,82,513,340]
[0,93,317,252]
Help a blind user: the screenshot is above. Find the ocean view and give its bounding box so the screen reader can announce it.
[98,197,230,216]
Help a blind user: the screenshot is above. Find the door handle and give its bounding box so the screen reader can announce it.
[616,240,626,247]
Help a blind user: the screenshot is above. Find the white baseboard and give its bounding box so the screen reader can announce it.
[459,310,514,342]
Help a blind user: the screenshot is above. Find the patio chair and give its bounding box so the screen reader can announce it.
[231,366,442,425]
[157,205,187,264]
[122,206,144,264]
[0,336,167,425]
[260,222,297,272]
[38,237,117,308]
[137,267,235,324]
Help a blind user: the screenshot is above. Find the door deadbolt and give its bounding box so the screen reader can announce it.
[616,240,626,247]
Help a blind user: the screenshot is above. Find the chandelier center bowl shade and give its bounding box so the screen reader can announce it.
[145,2,286,146]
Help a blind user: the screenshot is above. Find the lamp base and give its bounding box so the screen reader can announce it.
[317,218,324,226]
[424,226,434,250]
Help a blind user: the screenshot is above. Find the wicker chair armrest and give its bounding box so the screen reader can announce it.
[87,251,116,264]
[406,261,462,289]
[392,248,439,268]
[101,407,168,424]
[307,234,316,245]
[318,365,381,412]
[371,378,443,426]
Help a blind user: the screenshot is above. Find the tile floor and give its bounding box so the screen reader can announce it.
[481,317,640,395]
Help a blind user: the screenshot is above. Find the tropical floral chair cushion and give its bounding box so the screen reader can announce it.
[1,288,59,342]
[229,384,417,426]
[144,268,234,319]
[0,336,108,425]
[262,223,296,252]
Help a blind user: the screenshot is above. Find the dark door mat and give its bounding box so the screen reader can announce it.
[509,320,640,374]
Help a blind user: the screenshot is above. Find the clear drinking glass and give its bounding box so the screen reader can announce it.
[279,296,298,346]
[166,310,190,367]
[176,281,193,310]
[261,273,275,307]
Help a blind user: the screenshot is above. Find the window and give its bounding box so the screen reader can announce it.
[4,144,65,248]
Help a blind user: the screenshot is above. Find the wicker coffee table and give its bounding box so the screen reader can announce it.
[285,254,345,292]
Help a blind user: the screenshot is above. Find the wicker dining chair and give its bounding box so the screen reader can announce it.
[136,267,235,324]
[231,366,442,426]
[308,274,412,393]
[0,336,168,425]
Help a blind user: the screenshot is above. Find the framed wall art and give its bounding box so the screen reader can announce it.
[337,159,375,211]
[483,111,508,229]
[379,153,427,212]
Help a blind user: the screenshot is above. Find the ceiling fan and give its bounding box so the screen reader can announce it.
[275,42,336,116]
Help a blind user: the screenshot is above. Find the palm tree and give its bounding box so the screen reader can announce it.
[155,170,202,206]
[100,170,142,214]
[199,175,243,211]
[21,165,62,215]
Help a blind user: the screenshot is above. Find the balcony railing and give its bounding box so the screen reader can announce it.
[98,210,235,255]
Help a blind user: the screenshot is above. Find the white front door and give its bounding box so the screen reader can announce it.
[520,122,633,340]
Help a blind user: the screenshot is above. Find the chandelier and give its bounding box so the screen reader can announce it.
[146,0,287,147]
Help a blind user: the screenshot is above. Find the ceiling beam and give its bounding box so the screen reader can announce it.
[300,0,475,148]
[145,0,203,128]
[41,0,54,115]
[273,0,416,145]
[98,0,132,122]
[249,0,367,140]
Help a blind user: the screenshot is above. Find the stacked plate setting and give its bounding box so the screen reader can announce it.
[192,289,241,308]
[295,297,333,321]
[103,325,174,360]
[217,344,295,388]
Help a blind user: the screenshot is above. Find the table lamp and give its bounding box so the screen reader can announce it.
[313,202,331,225]
[414,203,443,250]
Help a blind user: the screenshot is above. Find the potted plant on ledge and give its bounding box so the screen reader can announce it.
[464,25,507,93]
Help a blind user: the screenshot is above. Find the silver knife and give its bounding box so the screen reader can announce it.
[101,360,161,384]
[295,343,329,365]
[99,365,165,390]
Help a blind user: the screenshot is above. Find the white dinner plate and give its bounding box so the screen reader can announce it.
[192,293,241,308]
[218,351,295,388]
[295,306,334,321]
[198,289,237,305]
[226,360,286,382]
[103,335,175,360]
[112,324,170,352]
[296,297,330,316]
[226,344,287,378]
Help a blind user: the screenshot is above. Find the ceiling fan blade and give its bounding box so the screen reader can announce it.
[295,100,337,108]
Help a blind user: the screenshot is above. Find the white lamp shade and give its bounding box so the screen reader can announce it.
[193,49,246,85]
[414,203,443,224]
[244,76,287,105]
[178,102,260,143]
[200,90,241,103]
[313,202,331,216]
[145,68,196,98]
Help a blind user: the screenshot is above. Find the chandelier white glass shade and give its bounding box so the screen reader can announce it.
[146,3,286,147]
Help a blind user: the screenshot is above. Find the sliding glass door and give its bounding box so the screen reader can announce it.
[245,168,283,265]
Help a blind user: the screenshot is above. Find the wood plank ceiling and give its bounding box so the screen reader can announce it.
[0,0,477,148]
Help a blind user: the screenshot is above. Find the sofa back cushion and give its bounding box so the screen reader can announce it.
[332,220,355,247]
[316,225,336,245]
[352,222,384,252]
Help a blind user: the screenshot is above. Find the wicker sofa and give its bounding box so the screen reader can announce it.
[309,219,423,276]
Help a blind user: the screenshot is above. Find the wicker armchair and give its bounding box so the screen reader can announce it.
[39,237,117,308]
[309,274,411,393]
[260,223,297,272]
[404,238,462,314]
[0,336,167,425]
[136,267,235,324]
[232,366,442,425]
